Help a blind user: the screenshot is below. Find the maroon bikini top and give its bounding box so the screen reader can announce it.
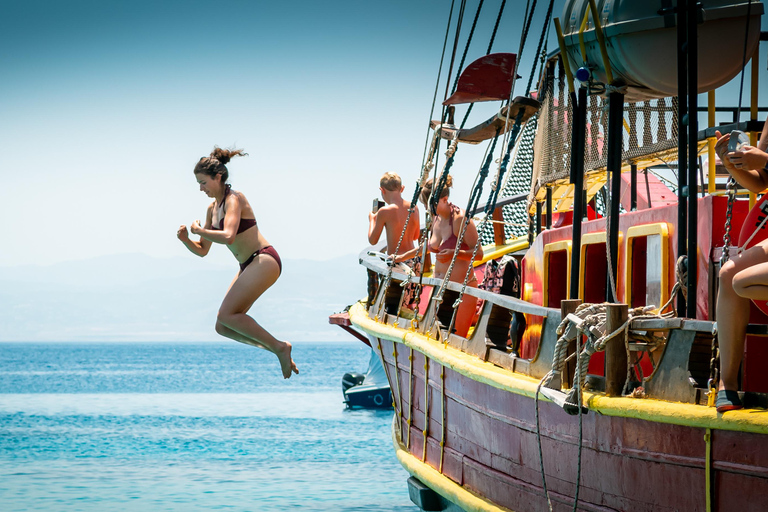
[211,185,257,234]
[431,203,469,253]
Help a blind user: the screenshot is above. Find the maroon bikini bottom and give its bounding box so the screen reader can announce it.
[239,245,282,275]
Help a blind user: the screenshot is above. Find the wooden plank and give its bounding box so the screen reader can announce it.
[359,251,554,318]
[430,97,540,145]
[630,317,715,334]
[605,304,628,397]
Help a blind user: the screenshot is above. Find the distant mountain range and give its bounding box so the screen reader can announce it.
[0,253,368,342]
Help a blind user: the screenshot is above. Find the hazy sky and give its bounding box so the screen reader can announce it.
[2,0,766,268]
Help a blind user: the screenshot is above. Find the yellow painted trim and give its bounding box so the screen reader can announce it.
[705,428,712,512]
[587,0,613,84]
[534,141,710,207]
[578,9,590,63]
[543,241,571,307]
[393,430,513,512]
[349,301,768,435]
[532,172,607,214]
[708,90,716,194]
[578,231,607,300]
[625,223,670,311]
[553,18,575,95]
[479,237,529,265]
[420,238,530,279]
[581,232,607,244]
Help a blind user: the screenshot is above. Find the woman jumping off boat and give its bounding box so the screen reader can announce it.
[715,122,768,411]
[176,147,299,379]
[421,176,483,338]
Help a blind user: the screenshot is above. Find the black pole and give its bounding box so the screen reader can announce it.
[607,92,625,303]
[630,163,638,211]
[569,86,588,299]
[546,187,553,230]
[686,0,698,318]
[536,201,542,235]
[676,0,689,316]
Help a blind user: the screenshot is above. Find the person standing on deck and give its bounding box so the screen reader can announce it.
[714,121,768,412]
[177,147,299,379]
[368,172,422,309]
[420,176,483,338]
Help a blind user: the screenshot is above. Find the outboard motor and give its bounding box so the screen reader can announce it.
[342,372,365,392]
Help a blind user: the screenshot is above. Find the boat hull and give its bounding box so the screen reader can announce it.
[352,304,768,512]
[343,384,392,409]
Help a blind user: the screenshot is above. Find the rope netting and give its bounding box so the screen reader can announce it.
[530,59,680,205]
[478,112,539,245]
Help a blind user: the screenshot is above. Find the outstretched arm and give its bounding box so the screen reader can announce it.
[392,245,421,263]
[178,204,214,257]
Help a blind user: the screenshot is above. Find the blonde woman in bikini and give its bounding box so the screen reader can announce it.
[421,176,483,337]
[177,147,298,379]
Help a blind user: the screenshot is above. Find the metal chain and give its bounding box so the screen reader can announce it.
[720,177,738,267]
[708,332,720,404]
[712,177,737,403]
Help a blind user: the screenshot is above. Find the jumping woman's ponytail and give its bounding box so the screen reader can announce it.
[193,146,248,184]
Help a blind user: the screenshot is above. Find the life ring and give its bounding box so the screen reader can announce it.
[373,393,384,406]
[736,194,768,315]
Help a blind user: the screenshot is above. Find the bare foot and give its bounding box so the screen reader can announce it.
[277,341,298,379]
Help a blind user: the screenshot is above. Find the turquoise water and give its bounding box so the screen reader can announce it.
[0,342,417,511]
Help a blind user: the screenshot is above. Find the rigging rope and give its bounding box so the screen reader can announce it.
[420,0,459,175]
[444,132,502,335]
[458,0,508,129]
[524,0,556,95]
[450,0,485,98]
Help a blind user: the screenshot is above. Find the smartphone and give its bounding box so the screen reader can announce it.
[372,198,385,213]
[728,130,750,153]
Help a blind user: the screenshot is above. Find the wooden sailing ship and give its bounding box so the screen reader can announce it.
[334,1,768,510]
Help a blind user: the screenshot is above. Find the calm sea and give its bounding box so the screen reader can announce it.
[0,341,417,511]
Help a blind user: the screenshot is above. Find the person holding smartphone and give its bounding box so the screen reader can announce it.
[713,121,768,411]
[368,172,422,309]
[177,147,298,379]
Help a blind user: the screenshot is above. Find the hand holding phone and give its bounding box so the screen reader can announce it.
[372,198,385,213]
[728,130,750,153]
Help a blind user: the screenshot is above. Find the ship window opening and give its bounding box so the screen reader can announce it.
[625,224,670,382]
[546,250,568,308]
[625,224,669,311]
[583,243,608,303]
[543,241,571,309]
[630,237,649,308]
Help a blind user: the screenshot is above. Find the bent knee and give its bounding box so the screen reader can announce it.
[732,276,753,297]
[719,259,740,283]
[217,310,248,328]
[215,320,228,336]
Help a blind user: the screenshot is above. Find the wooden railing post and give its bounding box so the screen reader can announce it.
[605,303,629,396]
[560,299,582,388]
[492,206,506,246]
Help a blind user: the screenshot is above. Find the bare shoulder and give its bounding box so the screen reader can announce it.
[378,204,398,218]
[230,189,251,209]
